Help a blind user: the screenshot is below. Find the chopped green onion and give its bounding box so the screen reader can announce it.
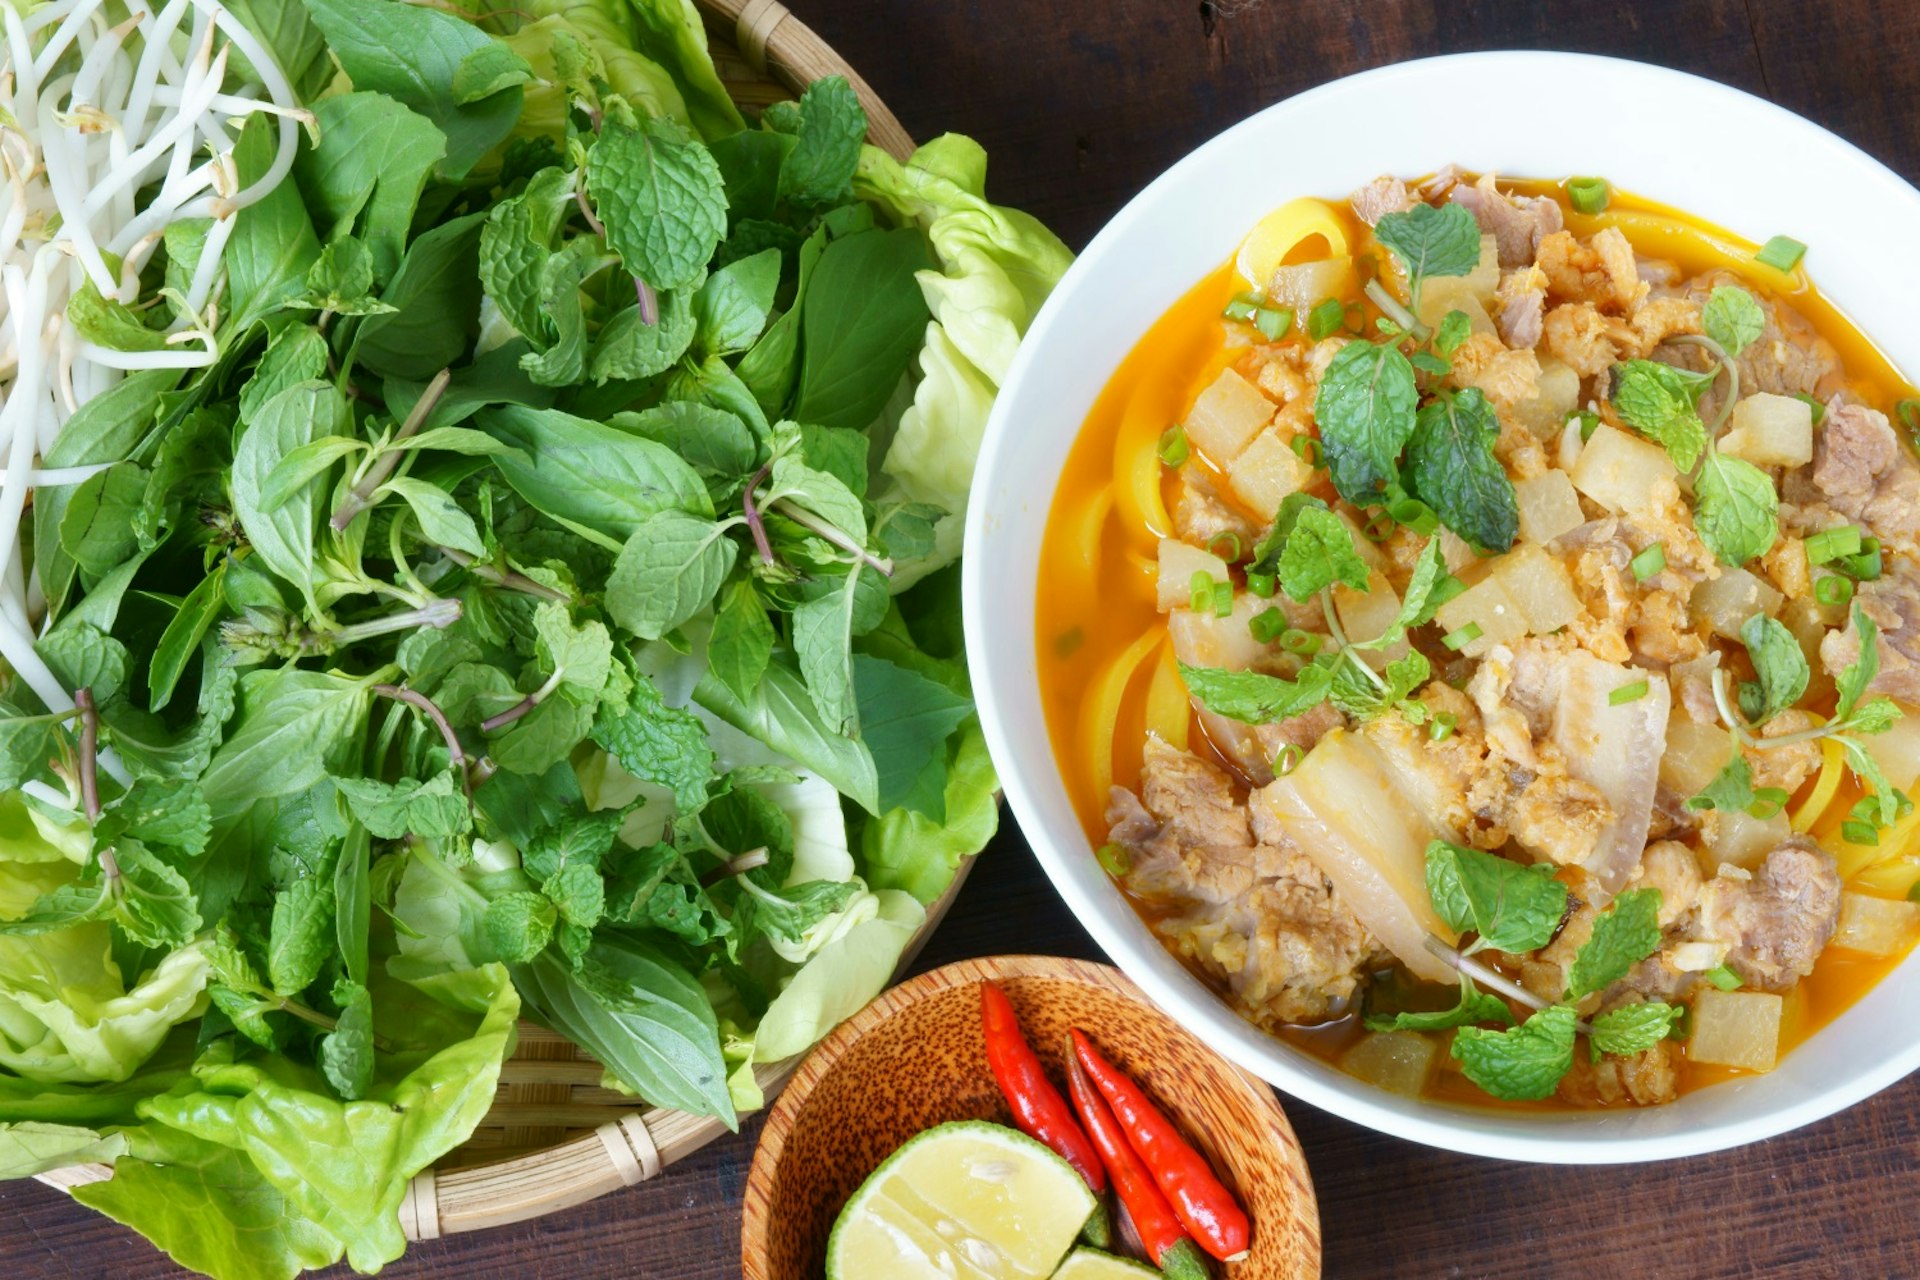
[1290,435,1324,467]
[1212,581,1234,618]
[1747,787,1789,820]
[1307,297,1346,341]
[1755,235,1807,272]
[1362,510,1395,543]
[1158,425,1190,468]
[1189,570,1214,612]
[1208,530,1243,563]
[1428,575,1468,610]
[1907,879,1920,904]
[1223,292,1261,322]
[1279,628,1324,656]
[1570,409,1601,442]
[1842,819,1879,847]
[1630,542,1667,582]
[1441,622,1483,652]
[1792,391,1826,425]
[1815,574,1855,608]
[1387,496,1439,536]
[1054,627,1085,658]
[1609,680,1650,706]
[1429,710,1457,742]
[1274,743,1304,777]
[1254,305,1293,340]
[1249,607,1287,644]
[1804,526,1863,566]
[1836,544,1883,582]
[1096,842,1131,877]
[1247,571,1276,599]
[1704,964,1742,992]
[1898,399,1920,444]
[1568,177,1610,214]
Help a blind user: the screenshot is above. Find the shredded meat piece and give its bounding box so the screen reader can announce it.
[1675,271,1841,397]
[1696,838,1842,992]
[1349,174,1416,226]
[1450,173,1564,268]
[1171,468,1256,550]
[1818,555,1920,703]
[1557,1041,1680,1107]
[1625,296,1703,354]
[1108,740,1380,1026]
[1785,398,1920,556]
[1504,772,1614,867]
[1449,332,1541,410]
[1636,840,1704,926]
[1542,302,1618,376]
[1535,230,1613,306]
[1496,265,1546,349]
[1554,506,1713,668]
[1744,710,1825,796]
[1592,227,1647,314]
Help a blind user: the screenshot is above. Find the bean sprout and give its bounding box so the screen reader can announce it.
[0,0,302,717]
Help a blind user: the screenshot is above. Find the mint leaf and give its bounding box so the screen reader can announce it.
[588,117,727,290]
[591,669,715,814]
[522,808,625,884]
[1407,389,1518,554]
[1566,888,1664,1000]
[605,511,739,641]
[291,237,396,317]
[1740,613,1809,724]
[1434,309,1473,356]
[1423,841,1569,953]
[590,286,698,383]
[1452,1004,1578,1101]
[1277,505,1371,602]
[1179,663,1334,725]
[1329,649,1430,722]
[1365,977,1516,1032]
[1313,341,1419,505]
[1588,1000,1682,1059]
[1840,737,1904,828]
[483,891,557,963]
[479,166,576,340]
[1373,202,1482,285]
[333,773,471,841]
[1845,698,1901,736]
[1688,748,1762,815]
[542,862,606,930]
[37,622,130,703]
[531,601,614,703]
[1611,359,1710,472]
[1694,452,1779,566]
[1835,605,1881,719]
[319,980,375,1101]
[267,870,337,996]
[1702,285,1766,358]
[775,76,867,208]
[1351,538,1447,652]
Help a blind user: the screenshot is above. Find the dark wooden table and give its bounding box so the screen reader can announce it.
[11,2,1920,1276]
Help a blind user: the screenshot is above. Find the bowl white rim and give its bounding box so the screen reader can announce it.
[964,49,1920,1164]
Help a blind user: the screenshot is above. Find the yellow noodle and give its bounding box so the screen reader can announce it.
[1143,639,1190,751]
[1791,736,1848,833]
[1079,625,1166,802]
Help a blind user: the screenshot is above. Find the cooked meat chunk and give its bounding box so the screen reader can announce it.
[1450,173,1563,268]
[1592,227,1647,314]
[1108,740,1379,1025]
[1787,398,1920,555]
[1677,272,1841,397]
[1818,555,1920,704]
[1505,772,1614,867]
[1557,1041,1680,1107]
[1745,710,1826,796]
[1497,265,1546,349]
[1350,174,1416,225]
[1171,467,1256,550]
[1449,332,1541,410]
[1542,301,1618,376]
[1637,840,1704,927]
[1696,838,1842,992]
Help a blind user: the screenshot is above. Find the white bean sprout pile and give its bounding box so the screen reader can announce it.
[0,0,301,719]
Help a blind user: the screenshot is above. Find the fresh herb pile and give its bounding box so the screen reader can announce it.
[0,3,1069,1275]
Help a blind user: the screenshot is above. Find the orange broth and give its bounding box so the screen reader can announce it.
[1035,178,1920,1105]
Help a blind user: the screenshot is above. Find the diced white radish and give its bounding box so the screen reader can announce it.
[1438,527,1480,576]
[1335,573,1408,670]
[1341,1031,1437,1097]
[1487,543,1582,634]
[1339,510,1390,573]
[1861,713,1920,794]
[1184,368,1274,464]
[1254,730,1458,982]
[1689,989,1783,1071]
[1569,422,1677,517]
[1514,470,1587,547]
[1702,807,1791,872]
[1156,540,1229,613]
[1269,256,1355,317]
[1720,393,1815,468]
[1464,234,1500,302]
[1512,358,1582,437]
[1226,427,1315,520]
[1168,593,1273,674]
[1416,279,1496,337]
[1689,566,1783,642]
[1434,577,1528,657]
[1832,892,1920,957]
[1660,717,1729,800]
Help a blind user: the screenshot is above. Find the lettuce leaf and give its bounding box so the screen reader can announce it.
[0,932,208,1083]
[859,722,998,903]
[752,888,924,1062]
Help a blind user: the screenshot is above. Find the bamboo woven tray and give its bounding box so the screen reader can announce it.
[36,0,966,1241]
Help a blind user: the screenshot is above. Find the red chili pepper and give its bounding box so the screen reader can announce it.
[1064,1037,1212,1280]
[980,982,1106,1193]
[1072,1028,1251,1264]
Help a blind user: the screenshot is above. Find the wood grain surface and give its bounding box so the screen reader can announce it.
[10,2,1920,1276]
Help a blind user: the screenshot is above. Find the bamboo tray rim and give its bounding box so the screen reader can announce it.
[37,0,962,1244]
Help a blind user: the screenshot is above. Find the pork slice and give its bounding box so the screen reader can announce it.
[1497,266,1547,350]
[1449,173,1564,268]
[1557,1041,1680,1107]
[1350,175,1417,226]
[1788,398,1920,555]
[1818,554,1920,704]
[1106,738,1258,905]
[1696,837,1842,991]
[1682,270,1840,397]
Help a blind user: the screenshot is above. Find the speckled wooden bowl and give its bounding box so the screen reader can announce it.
[742,955,1321,1279]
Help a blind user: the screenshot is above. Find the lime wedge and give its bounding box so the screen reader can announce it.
[1052,1247,1162,1278]
[827,1120,1097,1280]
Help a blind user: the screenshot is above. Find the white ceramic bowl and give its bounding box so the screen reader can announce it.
[964,50,1920,1163]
